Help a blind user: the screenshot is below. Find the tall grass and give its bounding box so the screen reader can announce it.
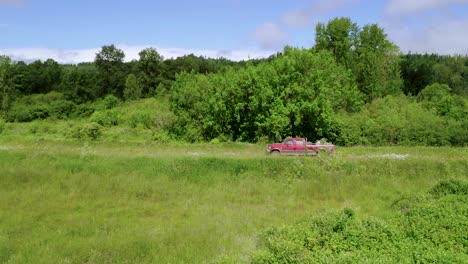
[0,142,467,263]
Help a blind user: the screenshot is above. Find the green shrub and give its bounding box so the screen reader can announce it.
[335,95,463,146]
[4,92,75,122]
[90,109,119,127]
[152,130,171,143]
[252,180,468,263]
[6,104,36,122]
[70,102,96,118]
[48,100,76,119]
[42,91,65,103]
[448,120,468,146]
[0,118,5,134]
[69,122,102,140]
[127,111,152,129]
[82,123,102,140]
[429,179,468,197]
[102,94,119,109]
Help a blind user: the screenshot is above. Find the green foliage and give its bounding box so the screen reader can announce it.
[0,56,22,112]
[0,118,4,134]
[124,73,143,101]
[59,65,99,103]
[315,17,359,67]
[315,18,403,102]
[69,102,96,118]
[17,59,62,95]
[127,111,151,129]
[101,94,120,109]
[48,100,76,119]
[335,95,465,146]
[392,183,468,259]
[429,179,468,197]
[151,129,172,143]
[418,83,468,120]
[355,24,402,101]
[0,141,466,263]
[5,92,76,122]
[401,54,468,96]
[171,48,362,142]
[116,97,175,130]
[138,47,165,96]
[1,23,467,147]
[90,109,119,127]
[253,180,468,263]
[69,122,102,140]
[94,45,126,97]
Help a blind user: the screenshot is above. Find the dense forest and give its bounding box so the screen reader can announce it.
[0,18,467,145]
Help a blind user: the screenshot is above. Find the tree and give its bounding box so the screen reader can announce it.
[355,24,402,101]
[315,17,359,67]
[124,73,142,101]
[315,18,403,102]
[400,53,435,95]
[171,47,361,142]
[432,56,466,95]
[0,56,21,111]
[138,47,164,96]
[60,66,99,103]
[94,44,126,97]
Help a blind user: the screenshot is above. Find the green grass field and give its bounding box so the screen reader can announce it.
[0,139,467,263]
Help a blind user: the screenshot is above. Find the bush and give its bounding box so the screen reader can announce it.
[335,95,461,146]
[69,122,102,141]
[0,118,5,134]
[90,109,119,127]
[81,123,102,140]
[429,179,468,197]
[5,92,77,122]
[152,130,172,143]
[127,111,152,129]
[252,180,468,263]
[48,100,76,119]
[70,102,96,118]
[102,94,119,109]
[6,104,34,122]
[448,119,468,146]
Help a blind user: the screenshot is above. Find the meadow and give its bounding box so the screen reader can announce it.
[0,137,466,263]
[1,17,467,263]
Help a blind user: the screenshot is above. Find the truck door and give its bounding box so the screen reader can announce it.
[283,138,294,154]
[295,139,306,154]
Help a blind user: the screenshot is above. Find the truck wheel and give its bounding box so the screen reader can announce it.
[271,150,280,156]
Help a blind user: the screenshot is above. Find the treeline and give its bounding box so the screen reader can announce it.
[0,47,251,122]
[0,17,467,145]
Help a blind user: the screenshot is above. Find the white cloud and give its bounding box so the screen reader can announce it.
[0,45,274,64]
[385,0,468,16]
[252,0,357,51]
[254,23,289,50]
[383,0,468,55]
[387,19,468,55]
[281,0,357,27]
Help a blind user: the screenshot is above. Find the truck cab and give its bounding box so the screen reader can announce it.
[267,138,308,155]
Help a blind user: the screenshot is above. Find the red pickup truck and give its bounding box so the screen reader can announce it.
[266,138,335,155]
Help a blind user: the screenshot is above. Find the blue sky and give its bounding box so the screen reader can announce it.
[1,0,468,63]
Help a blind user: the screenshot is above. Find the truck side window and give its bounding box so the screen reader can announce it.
[285,140,293,145]
[296,140,304,145]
